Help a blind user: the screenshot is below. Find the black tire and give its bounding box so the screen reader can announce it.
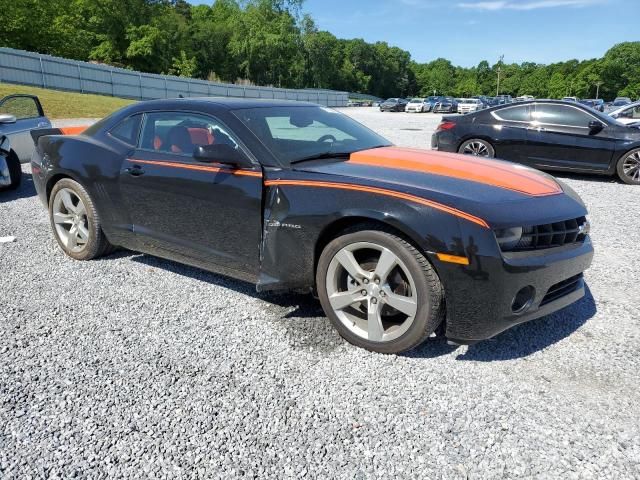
[48,178,113,260]
[616,148,640,185]
[458,138,496,158]
[316,227,445,354]
[0,151,22,191]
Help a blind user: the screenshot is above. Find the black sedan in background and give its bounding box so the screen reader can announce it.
[432,100,640,184]
[379,98,408,112]
[432,97,458,113]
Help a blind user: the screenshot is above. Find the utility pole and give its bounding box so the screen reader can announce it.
[595,81,603,99]
[496,54,504,96]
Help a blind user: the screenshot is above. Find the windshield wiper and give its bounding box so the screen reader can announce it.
[290,151,352,164]
[289,144,391,164]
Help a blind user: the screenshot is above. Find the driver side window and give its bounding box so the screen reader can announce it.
[0,96,41,119]
[139,112,239,156]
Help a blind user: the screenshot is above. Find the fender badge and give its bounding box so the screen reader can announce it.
[267,220,302,229]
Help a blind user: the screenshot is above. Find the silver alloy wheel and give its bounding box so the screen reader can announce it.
[52,188,89,252]
[462,141,490,157]
[622,151,640,182]
[325,242,418,343]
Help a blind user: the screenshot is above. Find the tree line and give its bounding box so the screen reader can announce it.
[2,0,639,101]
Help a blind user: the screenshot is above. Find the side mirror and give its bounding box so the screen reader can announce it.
[588,120,605,134]
[0,114,16,124]
[193,144,252,168]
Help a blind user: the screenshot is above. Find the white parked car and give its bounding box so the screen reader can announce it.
[457,98,482,114]
[405,98,430,113]
[609,101,640,125]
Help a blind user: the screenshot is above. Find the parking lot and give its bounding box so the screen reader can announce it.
[1,108,639,478]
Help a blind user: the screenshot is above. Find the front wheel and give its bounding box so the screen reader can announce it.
[316,228,445,354]
[458,139,495,158]
[616,148,640,185]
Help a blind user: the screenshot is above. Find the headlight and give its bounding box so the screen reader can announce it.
[494,226,536,251]
[494,227,523,251]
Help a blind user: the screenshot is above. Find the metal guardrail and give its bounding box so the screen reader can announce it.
[348,93,383,102]
[0,47,348,107]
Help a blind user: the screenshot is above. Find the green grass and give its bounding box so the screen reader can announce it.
[0,82,135,119]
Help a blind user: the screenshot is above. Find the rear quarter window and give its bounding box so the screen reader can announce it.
[109,114,142,145]
[493,105,530,122]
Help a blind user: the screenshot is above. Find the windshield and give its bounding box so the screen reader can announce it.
[409,98,424,103]
[233,105,391,165]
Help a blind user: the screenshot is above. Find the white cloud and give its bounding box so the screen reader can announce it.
[457,0,600,10]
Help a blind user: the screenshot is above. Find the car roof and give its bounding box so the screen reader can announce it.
[132,97,320,110]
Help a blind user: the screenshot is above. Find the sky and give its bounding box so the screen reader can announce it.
[192,0,640,67]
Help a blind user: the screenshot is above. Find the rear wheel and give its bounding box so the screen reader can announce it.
[458,138,495,158]
[617,148,640,185]
[49,178,113,260]
[317,228,445,354]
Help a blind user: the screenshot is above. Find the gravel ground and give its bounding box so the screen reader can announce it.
[1,108,639,479]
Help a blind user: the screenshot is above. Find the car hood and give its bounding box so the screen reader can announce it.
[292,147,587,228]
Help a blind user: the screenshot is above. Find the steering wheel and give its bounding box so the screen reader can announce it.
[317,134,337,143]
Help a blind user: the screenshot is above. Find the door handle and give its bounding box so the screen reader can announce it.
[125,165,145,176]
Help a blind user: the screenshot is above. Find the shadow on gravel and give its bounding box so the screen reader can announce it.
[0,171,36,202]
[408,286,596,361]
[129,253,342,352]
[120,253,597,359]
[552,171,620,184]
[458,286,596,361]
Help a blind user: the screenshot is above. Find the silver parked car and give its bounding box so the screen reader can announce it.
[0,95,51,191]
[457,98,483,114]
[604,98,632,114]
[608,100,640,125]
[405,98,431,113]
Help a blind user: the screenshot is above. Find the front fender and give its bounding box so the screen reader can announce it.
[257,181,471,292]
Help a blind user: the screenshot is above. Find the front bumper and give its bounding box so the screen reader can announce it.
[435,237,594,344]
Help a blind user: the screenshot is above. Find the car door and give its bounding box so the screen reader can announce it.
[525,103,616,171]
[0,95,51,162]
[119,111,264,277]
[489,103,532,163]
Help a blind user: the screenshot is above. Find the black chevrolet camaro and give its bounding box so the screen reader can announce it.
[31,98,593,353]
[431,100,640,185]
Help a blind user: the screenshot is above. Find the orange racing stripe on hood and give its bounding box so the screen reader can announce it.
[349,147,562,196]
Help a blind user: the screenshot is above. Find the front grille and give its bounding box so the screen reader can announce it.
[511,216,588,251]
[540,274,583,306]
